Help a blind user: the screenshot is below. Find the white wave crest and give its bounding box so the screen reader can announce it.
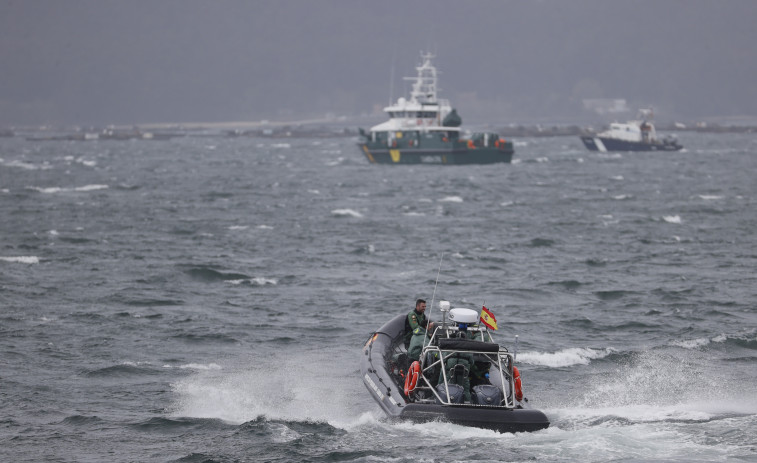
[0,256,39,264]
[27,184,108,193]
[438,196,463,203]
[698,195,723,200]
[3,159,52,170]
[178,363,222,371]
[663,215,682,224]
[225,277,277,286]
[670,337,711,349]
[75,184,108,191]
[518,347,615,367]
[331,209,363,218]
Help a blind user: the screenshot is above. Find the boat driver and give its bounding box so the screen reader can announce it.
[404,299,435,348]
[405,299,437,362]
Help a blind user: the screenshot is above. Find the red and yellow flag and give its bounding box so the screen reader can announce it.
[480,306,497,330]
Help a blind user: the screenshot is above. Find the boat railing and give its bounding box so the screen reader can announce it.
[414,344,516,408]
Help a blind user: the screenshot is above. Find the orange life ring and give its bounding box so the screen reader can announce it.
[404,361,421,395]
[408,140,414,147]
[392,140,397,148]
[467,139,475,149]
[513,366,524,402]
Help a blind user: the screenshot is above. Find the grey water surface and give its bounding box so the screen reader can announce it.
[1,132,756,462]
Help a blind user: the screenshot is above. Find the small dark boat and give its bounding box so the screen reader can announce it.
[361,304,549,433]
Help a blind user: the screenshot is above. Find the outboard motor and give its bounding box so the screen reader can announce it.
[436,383,465,404]
[471,384,503,406]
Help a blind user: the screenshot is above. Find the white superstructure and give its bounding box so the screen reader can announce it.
[368,52,459,136]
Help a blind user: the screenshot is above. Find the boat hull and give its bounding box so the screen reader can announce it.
[359,138,514,165]
[361,314,549,433]
[400,403,549,433]
[580,136,683,152]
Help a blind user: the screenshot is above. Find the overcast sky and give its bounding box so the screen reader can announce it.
[1,0,756,126]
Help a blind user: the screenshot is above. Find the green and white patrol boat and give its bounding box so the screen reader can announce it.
[358,53,514,165]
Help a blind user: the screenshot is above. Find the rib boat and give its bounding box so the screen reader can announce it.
[361,303,549,433]
[358,52,514,165]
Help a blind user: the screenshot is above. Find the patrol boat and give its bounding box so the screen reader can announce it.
[357,52,514,165]
[361,302,549,433]
[580,109,682,152]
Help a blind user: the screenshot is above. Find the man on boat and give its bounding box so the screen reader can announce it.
[405,299,436,361]
[404,299,434,347]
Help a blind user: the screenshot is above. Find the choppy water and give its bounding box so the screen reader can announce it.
[1,131,756,462]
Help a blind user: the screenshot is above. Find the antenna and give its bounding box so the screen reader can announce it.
[422,253,444,351]
[389,56,395,106]
[428,252,444,313]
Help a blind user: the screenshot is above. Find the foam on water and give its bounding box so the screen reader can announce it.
[0,256,39,264]
[663,215,682,223]
[26,184,109,193]
[518,347,616,367]
[331,208,363,218]
[170,348,364,430]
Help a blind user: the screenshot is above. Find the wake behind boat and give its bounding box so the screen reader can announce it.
[581,109,682,152]
[361,302,549,433]
[358,52,514,165]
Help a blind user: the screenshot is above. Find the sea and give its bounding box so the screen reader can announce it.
[1,130,756,462]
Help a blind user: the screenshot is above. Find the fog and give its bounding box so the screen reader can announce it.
[2,0,756,126]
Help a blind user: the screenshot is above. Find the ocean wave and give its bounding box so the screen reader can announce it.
[171,332,240,344]
[26,184,109,193]
[162,363,223,371]
[185,267,251,282]
[663,215,682,224]
[0,256,39,264]
[671,331,757,350]
[131,417,232,433]
[518,347,616,367]
[330,209,363,218]
[60,415,104,426]
[529,238,555,247]
[438,196,463,203]
[224,277,277,286]
[85,362,162,378]
[2,159,53,170]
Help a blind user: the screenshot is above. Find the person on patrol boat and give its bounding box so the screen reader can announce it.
[404,299,435,347]
[405,299,436,361]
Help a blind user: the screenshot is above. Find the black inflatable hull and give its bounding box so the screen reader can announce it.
[361,314,549,433]
[400,403,549,433]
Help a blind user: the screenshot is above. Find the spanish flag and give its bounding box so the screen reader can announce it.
[480,306,497,330]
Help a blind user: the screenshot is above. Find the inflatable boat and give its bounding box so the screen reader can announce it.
[361,303,549,433]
